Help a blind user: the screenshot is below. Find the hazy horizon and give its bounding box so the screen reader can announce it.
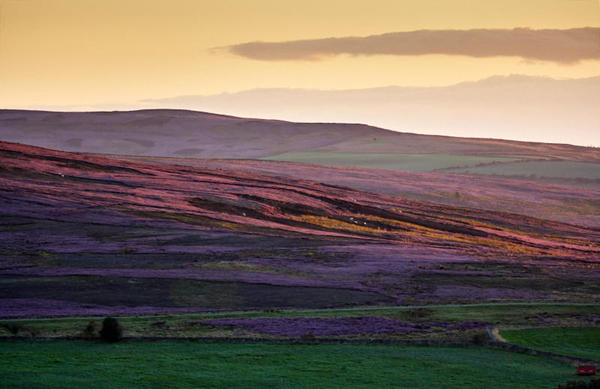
[7,74,599,147]
[1,0,598,146]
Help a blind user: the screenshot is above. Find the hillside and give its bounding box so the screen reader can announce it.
[1,141,599,316]
[135,157,600,228]
[1,109,599,161]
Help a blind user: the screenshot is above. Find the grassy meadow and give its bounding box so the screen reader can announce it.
[445,160,600,180]
[264,152,519,172]
[0,341,578,389]
[501,328,600,360]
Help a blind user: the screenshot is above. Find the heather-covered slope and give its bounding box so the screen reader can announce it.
[1,142,599,316]
[134,157,600,228]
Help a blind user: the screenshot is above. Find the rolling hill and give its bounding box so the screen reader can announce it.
[1,141,599,317]
[1,109,599,161]
[141,157,600,228]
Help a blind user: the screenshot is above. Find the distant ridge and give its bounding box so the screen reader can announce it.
[1,109,599,161]
[141,75,600,147]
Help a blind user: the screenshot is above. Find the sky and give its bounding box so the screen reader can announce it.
[1,0,599,144]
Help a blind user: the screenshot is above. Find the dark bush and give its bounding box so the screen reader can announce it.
[82,320,99,338]
[471,332,489,345]
[300,333,316,342]
[151,320,168,329]
[1,323,24,335]
[0,323,38,336]
[99,317,122,342]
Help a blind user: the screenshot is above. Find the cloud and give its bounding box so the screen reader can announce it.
[226,28,600,63]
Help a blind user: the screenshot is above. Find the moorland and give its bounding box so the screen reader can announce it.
[0,109,598,388]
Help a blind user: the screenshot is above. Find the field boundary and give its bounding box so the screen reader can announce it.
[2,302,599,322]
[485,327,599,367]
[0,335,481,346]
[2,331,599,368]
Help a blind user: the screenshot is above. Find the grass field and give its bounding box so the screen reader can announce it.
[501,328,600,360]
[0,341,578,389]
[446,161,600,180]
[264,152,518,172]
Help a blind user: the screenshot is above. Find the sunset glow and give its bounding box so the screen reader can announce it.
[1,0,598,107]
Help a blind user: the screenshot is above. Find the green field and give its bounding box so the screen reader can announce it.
[264,152,518,172]
[0,341,577,389]
[501,328,600,360]
[446,161,600,180]
[263,153,600,186]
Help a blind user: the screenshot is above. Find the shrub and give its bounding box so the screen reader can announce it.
[471,332,488,345]
[82,320,99,338]
[0,323,38,337]
[1,323,24,335]
[99,317,123,342]
[300,333,316,342]
[151,321,168,329]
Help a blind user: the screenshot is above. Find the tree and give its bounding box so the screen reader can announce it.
[99,317,123,342]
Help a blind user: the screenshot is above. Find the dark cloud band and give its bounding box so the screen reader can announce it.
[226,28,600,63]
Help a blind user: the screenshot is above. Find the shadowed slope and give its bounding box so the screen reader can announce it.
[0,110,388,158]
[1,109,599,161]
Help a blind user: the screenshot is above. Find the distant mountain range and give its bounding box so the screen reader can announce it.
[8,75,599,147]
[142,75,600,147]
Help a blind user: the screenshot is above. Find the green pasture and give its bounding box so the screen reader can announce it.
[501,327,600,360]
[446,161,600,180]
[264,152,518,172]
[0,341,577,389]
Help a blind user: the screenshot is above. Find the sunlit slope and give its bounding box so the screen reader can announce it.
[2,141,600,314]
[148,157,600,228]
[1,141,599,261]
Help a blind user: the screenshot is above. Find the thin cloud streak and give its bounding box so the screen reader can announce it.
[227,28,600,63]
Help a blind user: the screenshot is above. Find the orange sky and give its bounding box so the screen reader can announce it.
[1,0,599,108]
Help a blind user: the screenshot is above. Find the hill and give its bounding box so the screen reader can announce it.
[1,141,599,317]
[138,157,600,227]
[1,109,599,161]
